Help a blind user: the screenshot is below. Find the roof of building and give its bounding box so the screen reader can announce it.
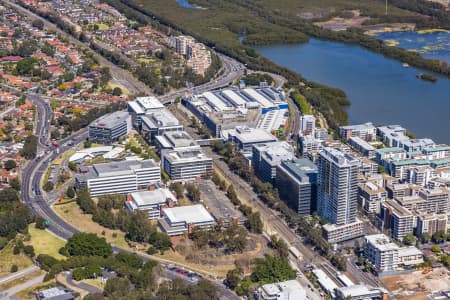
[365,234,400,252]
[376,147,405,154]
[259,280,306,300]
[232,126,277,144]
[77,159,159,181]
[255,141,294,165]
[320,147,359,167]
[133,96,164,112]
[37,286,74,300]
[312,269,338,293]
[337,285,386,298]
[279,158,318,183]
[349,136,376,151]
[398,246,423,257]
[163,148,211,163]
[340,122,375,131]
[159,131,198,149]
[163,204,215,224]
[129,188,177,207]
[141,109,180,129]
[89,111,129,129]
[382,200,413,217]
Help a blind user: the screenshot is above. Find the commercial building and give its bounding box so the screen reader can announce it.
[227,126,277,152]
[159,204,215,236]
[364,234,423,273]
[317,147,363,242]
[335,285,388,300]
[126,188,177,219]
[255,280,306,300]
[155,130,199,151]
[276,158,318,216]
[380,200,415,241]
[127,96,183,138]
[75,159,161,196]
[299,114,316,136]
[88,111,131,144]
[339,122,376,141]
[162,148,212,181]
[183,87,287,137]
[252,141,295,183]
[37,286,75,300]
[68,146,124,164]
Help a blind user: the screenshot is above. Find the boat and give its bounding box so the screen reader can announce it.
[416,73,438,82]
[402,63,409,68]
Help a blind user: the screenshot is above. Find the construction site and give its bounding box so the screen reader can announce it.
[381,267,450,300]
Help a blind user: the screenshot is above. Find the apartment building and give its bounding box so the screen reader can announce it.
[416,213,447,238]
[317,147,363,242]
[358,181,387,214]
[339,122,376,141]
[299,114,316,136]
[380,200,415,241]
[159,204,215,236]
[252,141,294,183]
[349,137,376,158]
[162,148,212,181]
[275,158,318,216]
[88,111,131,144]
[126,188,177,220]
[75,159,161,197]
[396,188,449,214]
[364,234,423,274]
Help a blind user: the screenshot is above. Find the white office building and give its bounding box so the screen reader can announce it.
[227,126,277,152]
[162,148,212,181]
[88,111,131,144]
[126,188,178,219]
[159,204,215,236]
[255,280,306,300]
[75,159,161,196]
[252,141,295,183]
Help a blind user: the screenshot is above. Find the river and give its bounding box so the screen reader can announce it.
[255,38,450,143]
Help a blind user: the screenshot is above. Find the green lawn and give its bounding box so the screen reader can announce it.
[28,225,66,260]
[0,242,33,276]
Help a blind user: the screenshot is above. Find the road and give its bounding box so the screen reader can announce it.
[27,94,52,150]
[0,266,39,285]
[21,96,239,300]
[0,274,45,299]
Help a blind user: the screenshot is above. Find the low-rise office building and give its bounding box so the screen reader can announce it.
[276,158,318,216]
[159,204,215,236]
[126,188,177,219]
[155,130,199,151]
[364,234,423,274]
[88,111,131,144]
[322,220,364,243]
[255,280,306,300]
[335,285,388,300]
[75,159,161,196]
[226,126,277,152]
[162,148,212,181]
[252,141,294,183]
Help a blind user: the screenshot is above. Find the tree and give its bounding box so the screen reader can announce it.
[421,232,431,244]
[23,245,35,258]
[43,181,54,192]
[21,135,37,159]
[246,212,263,234]
[68,161,77,171]
[269,235,289,258]
[10,265,18,273]
[169,182,184,199]
[331,253,347,271]
[16,57,39,76]
[251,255,296,284]
[35,216,47,229]
[226,266,243,289]
[104,277,131,298]
[403,233,416,246]
[115,252,143,269]
[9,177,21,191]
[66,186,75,199]
[31,19,44,30]
[4,160,16,170]
[431,245,441,254]
[185,183,200,202]
[65,233,112,258]
[432,230,447,244]
[149,232,172,253]
[112,87,122,96]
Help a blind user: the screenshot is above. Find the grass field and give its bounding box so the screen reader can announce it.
[81,278,105,290]
[0,242,33,277]
[52,202,131,250]
[27,225,66,260]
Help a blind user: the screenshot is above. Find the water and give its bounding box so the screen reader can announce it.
[377,31,450,64]
[255,38,450,143]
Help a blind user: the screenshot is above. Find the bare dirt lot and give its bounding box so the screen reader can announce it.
[381,268,450,300]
